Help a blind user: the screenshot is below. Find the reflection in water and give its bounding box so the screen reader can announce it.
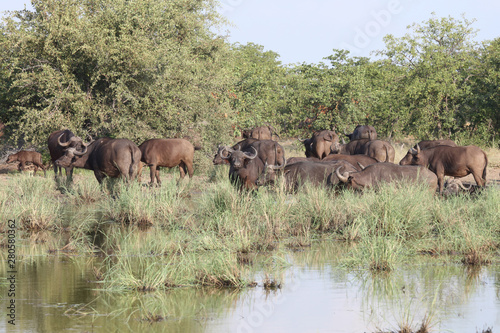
[0,241,499,332]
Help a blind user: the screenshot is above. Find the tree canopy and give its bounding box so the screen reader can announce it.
[1,4,498,155]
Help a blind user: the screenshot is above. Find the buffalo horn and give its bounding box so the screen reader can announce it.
[220,146,232,160]
[357,162,365,170]
[416,144,421,154]
[335,166,349,183]
[57,133,72,147]
[243,146,258,159]
[74,145,88,156]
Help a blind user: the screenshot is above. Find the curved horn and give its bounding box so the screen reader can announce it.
[82,138,94,147]
[73,145,88,156]
[57,133,72,147]
[416,144,421,154]
[335,166,349,183]
[243,146,258,159]
[220,146,232,160]
[298,137,307,142]
[357,162,365,170]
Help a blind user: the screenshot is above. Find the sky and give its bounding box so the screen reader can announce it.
[219,0,500,64]
[1,0,499,65]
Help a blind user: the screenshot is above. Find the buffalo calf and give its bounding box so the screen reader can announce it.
[7,151,46,176]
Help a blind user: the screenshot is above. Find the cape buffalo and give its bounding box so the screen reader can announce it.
[413,139,457,150]
[48,129,86,181]
[399,145,488,193]
[331,139,394,162]
[298,137,314,158]
[256,160,358,191]
[300,130,339,159]
[242,125,278,140]
[345,125,377,141]
[285,156,320,165]
[322,153,379,168]
[55,138,141,184]
[6,151,46,176]
[336,163,438,191]
[221,146,266,190]
[399,139,457,165]
[213,138,258,165]
[138,138,195,184]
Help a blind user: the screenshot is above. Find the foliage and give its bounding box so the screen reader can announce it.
[0,0,235,149]
[0,7,499,148]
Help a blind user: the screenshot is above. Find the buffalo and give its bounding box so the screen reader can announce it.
[399,145,488,193]
[48,129,86,181]
[242,125,278,140]
[256,160,358,191]
[412,139,457,150]
[285,156,320,165]
[399,139,457,166]
[221,146,266,190]
[6,150,46,176]
[345,125,377,141]
[300,130,339,159]
[322,153,379,168]
[331,139,395,162]
[138,138,196,184]
[55,138,141,184]
[213,138,258,166]
[336,162,438,191]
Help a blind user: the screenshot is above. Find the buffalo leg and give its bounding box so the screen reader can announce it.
[178,163,186,179]
[186,161,194,178]
[33,161,45,177]
[472,172,486,187]
[155,168,161,185]
[18,162,25,173]
[93,169,106,184]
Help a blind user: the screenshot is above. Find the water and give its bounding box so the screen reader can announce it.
[1,242,499,332]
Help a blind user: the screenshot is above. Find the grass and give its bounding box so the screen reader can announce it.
[2,164,500,290]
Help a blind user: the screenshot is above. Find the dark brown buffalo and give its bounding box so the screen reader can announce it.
[300,130,339,159]
[6,150,46,176]
[213,138,259,165]
[48,129,87,181]
[221,140,285,168]
[322,153,379,168]
[336,162,438,191]
[55,138,141,184]
[221,146,266,190]
[413,139,457,150]
[399,139,457,165]
[285,156,320,165]
[331,138,369,155]
[298,137,314,158]
[138,138,195,184]
[242,125,278,140]
[331,139,394,162]
[345,125,377,141]
[399,145,488,193]
[256,160,358,191]
[361,140,395,163]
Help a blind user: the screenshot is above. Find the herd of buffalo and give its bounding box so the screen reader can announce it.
[3,125,490,195]
[214,125,488,194]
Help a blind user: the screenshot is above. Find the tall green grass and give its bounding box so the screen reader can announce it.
[3,167,500,288]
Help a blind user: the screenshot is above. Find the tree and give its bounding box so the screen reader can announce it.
[378,14,480,139]
[0,0,235,149]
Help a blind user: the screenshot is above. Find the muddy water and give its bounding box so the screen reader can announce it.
[1,242,499,332]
